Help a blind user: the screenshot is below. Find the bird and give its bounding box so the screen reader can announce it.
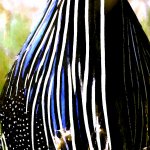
[0,0,150,149]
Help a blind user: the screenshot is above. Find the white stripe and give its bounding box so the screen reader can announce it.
[28,0,55,43]
[8,86,12,99]
[25,11,57,86]
[31,73,44,150]
[24,73,29,88]
[56,0,71,130]
[25,75,34,113]
[68,64,76,150]
[15,0,57,94]
[40,1,65,146]
[32,2,65,147]
[100,0,112,149]
[96,117,102,150]
[41,28,55,148]
[104,138,109,150]
[78,60,83,87]
[81,0,94,149]
[39,0,65,97]
[39,0,66,140]
[92,78,96,129]
[35,25,54,83]
[92,79,102,149]
[47,75,58,149]
[30,8,64,142]
[72,0,79,93]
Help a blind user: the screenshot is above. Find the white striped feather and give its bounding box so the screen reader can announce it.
[100,0,112,149]
[81,0,94,149]
[92,78,102,150]
[15,0,57,95]
[56,0,71,132]
[71,0,79,93]
[25,11,57,85]
[68,63,76,150]
[41,28,55,148]
[31,72,45,150]
[47,76,58,149]
[25,0,65,113]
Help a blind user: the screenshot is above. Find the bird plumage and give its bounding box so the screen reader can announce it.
[0,0,150,149]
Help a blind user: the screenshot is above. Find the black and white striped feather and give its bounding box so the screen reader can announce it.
[0,0,150,149]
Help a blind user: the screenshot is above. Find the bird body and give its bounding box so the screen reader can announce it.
[0,0,150,149]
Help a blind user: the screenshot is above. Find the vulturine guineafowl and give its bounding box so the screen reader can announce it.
[0,0,150,149]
